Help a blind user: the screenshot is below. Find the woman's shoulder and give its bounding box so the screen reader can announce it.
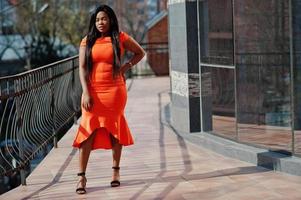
[119,31,130,43]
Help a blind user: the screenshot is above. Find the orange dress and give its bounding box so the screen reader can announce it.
[72,32,134,150]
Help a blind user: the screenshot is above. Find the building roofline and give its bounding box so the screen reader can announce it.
[146,10,168,30]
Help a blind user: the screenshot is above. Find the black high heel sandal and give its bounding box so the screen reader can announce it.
[111,167,120,187]
[76,172,87,194]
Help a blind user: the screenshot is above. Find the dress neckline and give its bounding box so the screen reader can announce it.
[98,36,110,39]
[96,36,111,42]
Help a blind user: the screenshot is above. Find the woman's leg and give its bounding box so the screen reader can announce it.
[111,135,123,167]
[79,131,96,172]
[111,135,122,186]
[77,131,96,192]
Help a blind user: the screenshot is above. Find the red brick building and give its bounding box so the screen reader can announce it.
[146,10,169,75]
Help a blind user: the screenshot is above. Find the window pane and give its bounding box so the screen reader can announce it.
[201,66,236,139]
[199,0,234,65]
[235,0,292,153]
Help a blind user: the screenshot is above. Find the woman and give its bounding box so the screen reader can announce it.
[72,5,145,194]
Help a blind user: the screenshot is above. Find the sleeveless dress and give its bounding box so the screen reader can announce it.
[72,32,134,150]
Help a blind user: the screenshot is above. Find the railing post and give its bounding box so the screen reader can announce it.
[49,68,57,148]
[15,79,26,185]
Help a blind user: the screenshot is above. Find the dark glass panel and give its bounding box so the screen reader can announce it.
[199,0,234,65]
[201,66,236,139]
[235,0,292,152]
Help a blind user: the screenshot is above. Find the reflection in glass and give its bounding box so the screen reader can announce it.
[199,0,234,65]
[235,0,292,152]
[201,66,236,139]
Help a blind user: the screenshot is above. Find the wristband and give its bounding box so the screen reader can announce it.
[127,61,133,67]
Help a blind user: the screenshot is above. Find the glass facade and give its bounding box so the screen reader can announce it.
[198,0,301,156]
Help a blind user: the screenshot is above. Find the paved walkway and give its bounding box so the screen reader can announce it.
[2,77,301,200]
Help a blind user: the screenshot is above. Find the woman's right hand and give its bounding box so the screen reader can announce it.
[82,91,93,111]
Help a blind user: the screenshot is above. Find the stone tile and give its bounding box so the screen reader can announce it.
[2,77,301,200]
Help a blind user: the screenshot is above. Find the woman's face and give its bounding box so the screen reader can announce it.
[95,11,110,35]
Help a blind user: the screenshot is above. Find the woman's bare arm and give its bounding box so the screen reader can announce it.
[79,46,93,111]
[120,37,146,73]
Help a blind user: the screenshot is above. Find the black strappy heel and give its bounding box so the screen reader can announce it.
[111,167,120,187]
[76,172,87,194]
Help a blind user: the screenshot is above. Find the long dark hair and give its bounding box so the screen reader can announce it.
[85,5,121,78]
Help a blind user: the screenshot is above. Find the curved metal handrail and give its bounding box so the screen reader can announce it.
[0,56,79,81]
[0,56,82,185]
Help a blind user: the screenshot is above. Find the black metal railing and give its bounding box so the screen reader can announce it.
[0,56,81,186]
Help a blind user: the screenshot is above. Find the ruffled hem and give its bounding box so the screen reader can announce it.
[72,114,134,150]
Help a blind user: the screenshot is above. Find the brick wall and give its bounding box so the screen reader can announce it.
[147,16,169,75]
[148,16,168,43]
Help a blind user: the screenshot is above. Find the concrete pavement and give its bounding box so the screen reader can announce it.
[2,77,301,200]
